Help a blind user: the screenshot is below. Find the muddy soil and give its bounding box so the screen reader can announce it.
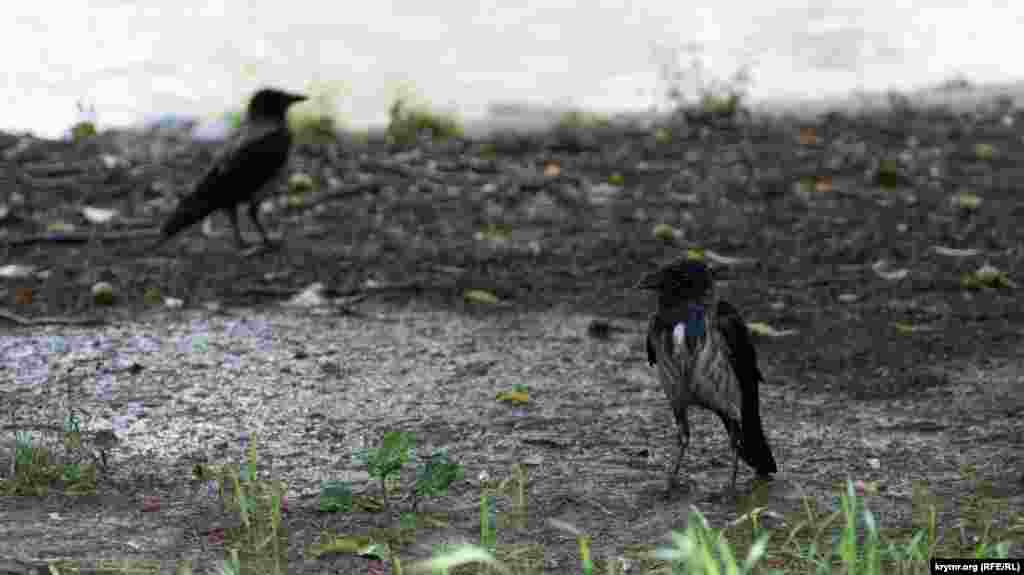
[0,105,1022,572]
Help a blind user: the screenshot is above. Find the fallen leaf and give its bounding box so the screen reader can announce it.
[100,154,127,170]
[652,223,680,242]
[82,206,118,224]
[496,390,529,405]
[0,264,36,279]
[143,287,163,305]
[284,283,326,307]
[475,226,509,243]
[92,281,115,305]
[14,287,33,305]
[974,142,996,160]
[464,289,499,305]
[950,191,982,211]
[795,177,816,196]
[892,322,933,334]
[872,260,909,281]
[798,126,819,146]
[932,246,981,258]
[962,263,1017,289]
[47,221,76,233]
[140,496,162,512]
[746,322,797,337]
[309,535,376,557]
[288,172,315,194]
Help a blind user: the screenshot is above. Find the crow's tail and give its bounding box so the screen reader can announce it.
[739,373,777,475]
[160,189,222,241]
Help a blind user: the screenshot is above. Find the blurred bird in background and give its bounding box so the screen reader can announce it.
[636,258,777,492]
[153,87,307,252]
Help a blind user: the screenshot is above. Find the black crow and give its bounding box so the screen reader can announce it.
[155,87,307,250]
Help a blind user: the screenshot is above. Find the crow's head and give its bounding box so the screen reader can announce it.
[635,259,714,303]
[247,88,308,121]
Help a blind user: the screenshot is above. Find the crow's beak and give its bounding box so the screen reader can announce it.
[289,93,308,104]
[634,271,662,290]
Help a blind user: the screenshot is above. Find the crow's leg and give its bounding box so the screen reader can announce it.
[730,448,740,493]
[726,420,742,493]
[716,414,743,493]
[667,407,690,491]
[225,207,246,249]
[247,201,273,246]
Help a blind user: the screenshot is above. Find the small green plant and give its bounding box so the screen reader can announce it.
[9,431,54,495]
[208,439,288,575]
[224,109,244,130]
[290,80,346,144]
[406,544,510,575]
[776,480,1015,574]
[652,40,753,122]
[875,158,908,188]
[351,432,464,512]
[698,90,744,119]
[70,121,97,142]
[411,448,463,512]
[550,520,596,575]
[479,492,498,550]
[354,430,415,507]
[317,480,354,513]
[387,97,462,147]
[555,109,610,132]
[3,407,102,496]
[652,507,772,575]
[70,100,97,142]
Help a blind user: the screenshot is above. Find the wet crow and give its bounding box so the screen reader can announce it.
[155,87,307,250]
[636,258,777,492]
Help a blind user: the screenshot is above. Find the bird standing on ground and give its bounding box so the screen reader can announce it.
[636,258,777,492]
[154,87,307,251]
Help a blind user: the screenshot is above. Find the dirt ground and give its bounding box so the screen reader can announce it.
[0,103,1022,572]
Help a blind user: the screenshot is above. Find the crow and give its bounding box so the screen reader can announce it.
[636,258,777,492]
[154,87,307,251]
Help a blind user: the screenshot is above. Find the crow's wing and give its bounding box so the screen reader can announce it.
[160,121,291,239]
[715,300,763,392]
[715,299,777,474]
